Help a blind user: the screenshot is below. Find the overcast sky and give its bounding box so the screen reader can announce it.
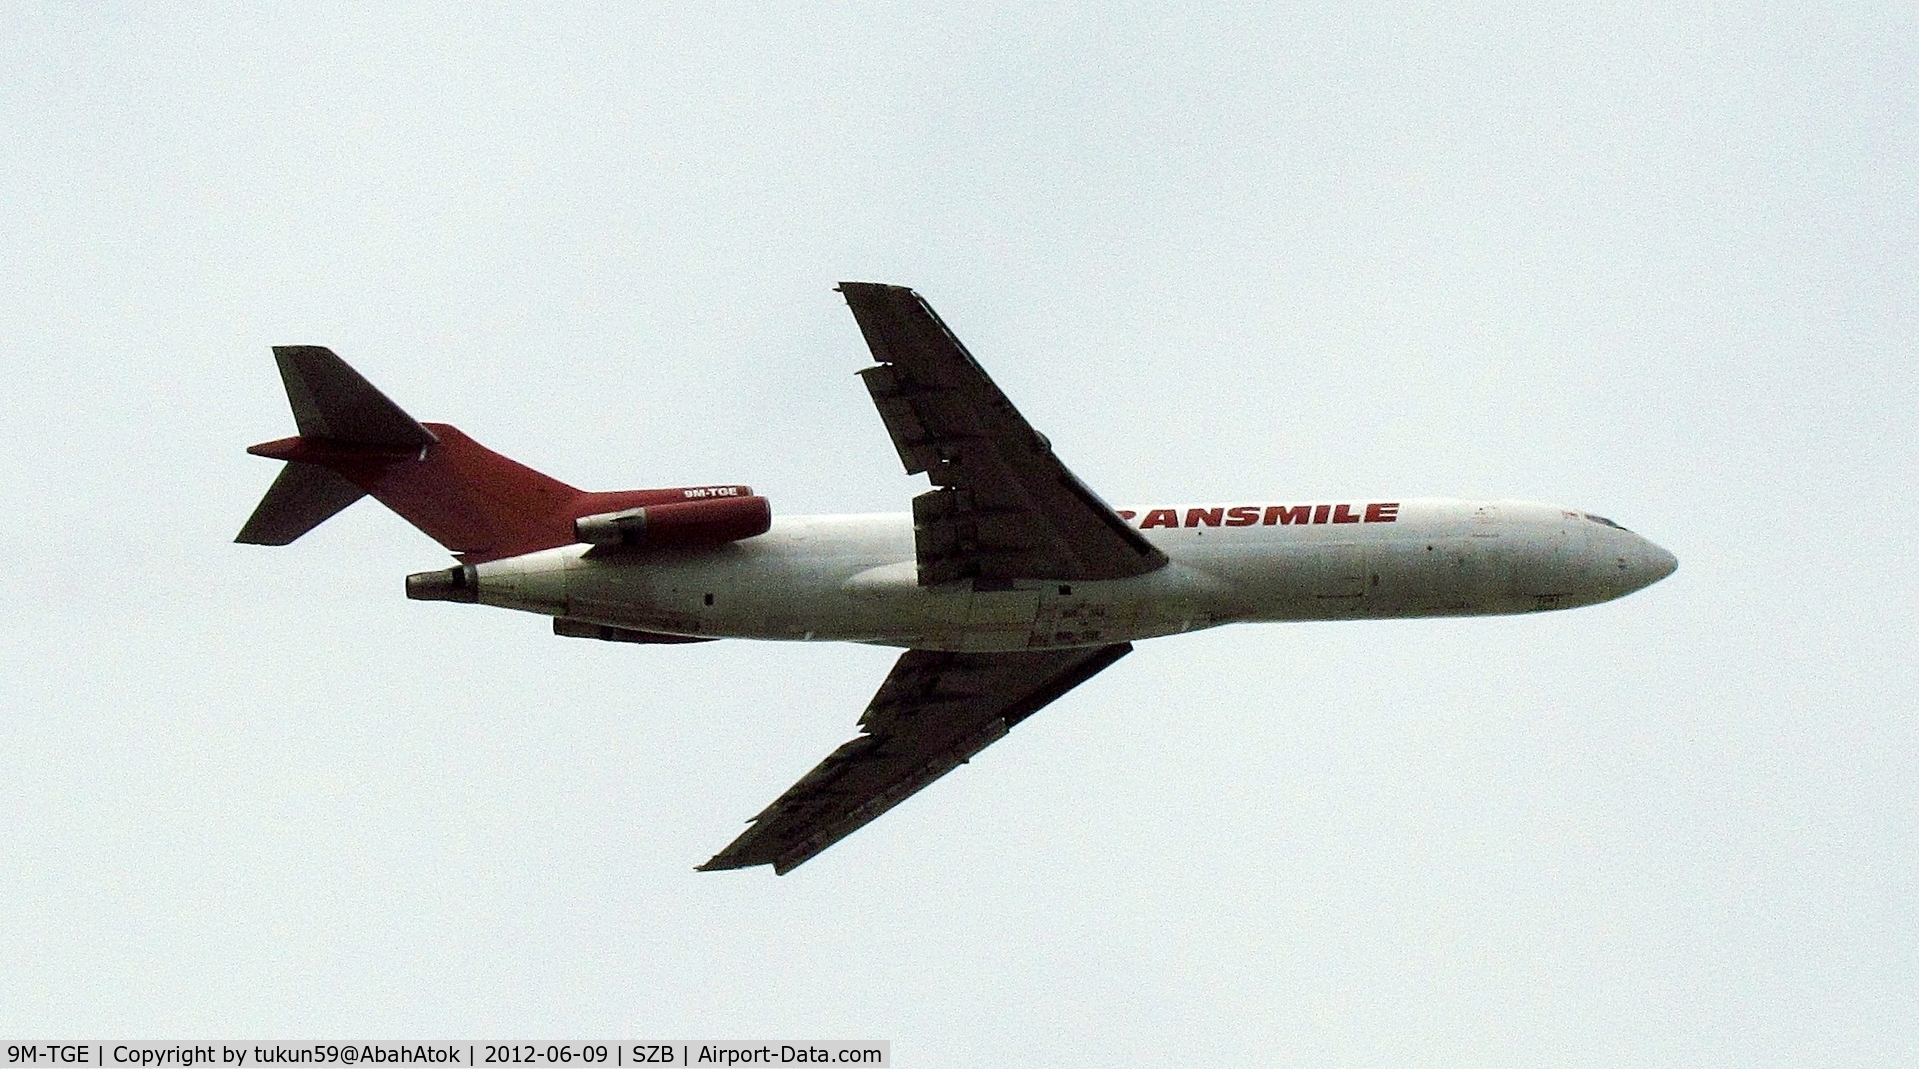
[2,5,1913,1065]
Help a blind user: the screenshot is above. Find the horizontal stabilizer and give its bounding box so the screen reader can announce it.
[272,345,437,447]
[234,461,368,545]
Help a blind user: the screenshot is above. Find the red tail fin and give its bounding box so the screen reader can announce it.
[236,346,755,563]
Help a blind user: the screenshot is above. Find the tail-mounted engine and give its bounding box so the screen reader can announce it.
[406,492,771,603]
[574,494,772,549]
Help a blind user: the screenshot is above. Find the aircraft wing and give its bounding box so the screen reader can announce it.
[699,642,1132,874]
[839,282,1168,586]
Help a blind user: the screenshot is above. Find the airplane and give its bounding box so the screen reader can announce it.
[236,282,1677,874]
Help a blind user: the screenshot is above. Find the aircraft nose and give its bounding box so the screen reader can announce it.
[1631,537,1678,590]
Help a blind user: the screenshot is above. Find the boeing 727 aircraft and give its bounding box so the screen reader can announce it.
[237,283,1676,873]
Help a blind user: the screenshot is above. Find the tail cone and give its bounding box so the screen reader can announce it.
[406,565,479,603]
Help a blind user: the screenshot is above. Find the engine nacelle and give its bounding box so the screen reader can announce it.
[573,495,772,549]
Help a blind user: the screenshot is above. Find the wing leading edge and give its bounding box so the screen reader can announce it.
[699,643,1133,874]
[839,282,1167,586]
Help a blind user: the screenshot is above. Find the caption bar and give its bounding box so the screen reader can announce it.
[4,1047,888,1069]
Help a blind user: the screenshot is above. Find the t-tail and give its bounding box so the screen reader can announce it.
[235,346,771,564]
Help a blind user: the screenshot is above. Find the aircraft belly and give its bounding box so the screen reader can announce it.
[839,562,1225,650]
[566,556,877,642]
[1167,523,1510,622]
[1171,537,1374,622]
[547,521,908,642]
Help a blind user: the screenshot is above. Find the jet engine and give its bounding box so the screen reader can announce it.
[573,495,772,549]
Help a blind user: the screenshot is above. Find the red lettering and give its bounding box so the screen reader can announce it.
[1264,505,1311,525]
[1225,506,1260,527]
[1117,510,1138,522]
[1312,504,1332,524]
[1141,508,1179,529]
[1332,503,1361,523]
[1185,507,1224,528]
[1364,502,1400,523]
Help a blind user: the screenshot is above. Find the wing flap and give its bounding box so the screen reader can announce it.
[699,643,1133,874]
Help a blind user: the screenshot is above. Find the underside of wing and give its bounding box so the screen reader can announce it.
[838,282,1167,586]
[699,642,1133,874]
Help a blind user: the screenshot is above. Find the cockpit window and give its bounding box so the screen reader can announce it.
[1584,513,1630,531]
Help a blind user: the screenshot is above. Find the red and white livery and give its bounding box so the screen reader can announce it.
[238,283,1676,873]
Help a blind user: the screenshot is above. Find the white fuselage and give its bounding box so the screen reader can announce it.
[466,498,1677,651]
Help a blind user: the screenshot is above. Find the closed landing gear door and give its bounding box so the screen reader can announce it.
[960,588,1041,651]
[1030,585,1137,649]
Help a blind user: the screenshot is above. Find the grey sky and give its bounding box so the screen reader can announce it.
[2,5,1913,1065]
